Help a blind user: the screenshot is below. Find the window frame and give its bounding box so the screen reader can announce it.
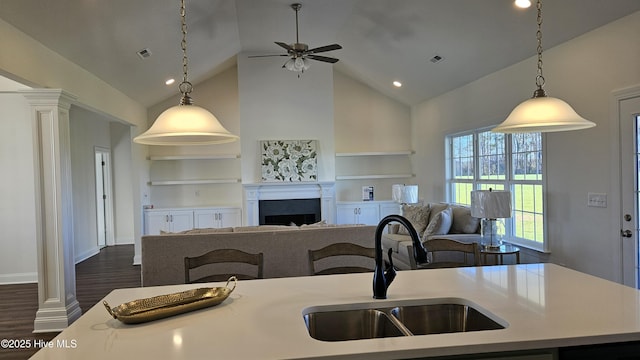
[445,126,548,252]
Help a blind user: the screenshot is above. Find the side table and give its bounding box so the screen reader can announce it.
[480,244,520,265]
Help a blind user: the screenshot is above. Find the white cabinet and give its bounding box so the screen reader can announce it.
[143,207,242,234]
[144,209,194,235]
[379,202,402,219]
[193,208,242,228]
[336,201,402,225]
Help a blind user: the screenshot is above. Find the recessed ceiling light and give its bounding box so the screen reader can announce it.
[165,78,175,85]
[514,0,531,8]
[393,81,402,88]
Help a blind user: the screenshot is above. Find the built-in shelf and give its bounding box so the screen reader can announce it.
[148,154,240,161]
[335,151,414,157]
[335,174,415,180]
[149,179,241,186]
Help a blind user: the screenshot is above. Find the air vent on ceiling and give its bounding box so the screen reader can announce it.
[137,48,152,59]
[429,55,444,63]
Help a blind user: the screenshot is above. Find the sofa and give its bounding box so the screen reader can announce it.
[382,203,482,270]
[141,224,377,286]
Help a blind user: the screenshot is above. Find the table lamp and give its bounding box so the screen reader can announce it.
[392,184,419,204]
[470,189,511,249]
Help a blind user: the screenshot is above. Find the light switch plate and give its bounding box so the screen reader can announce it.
[588,192,607,208]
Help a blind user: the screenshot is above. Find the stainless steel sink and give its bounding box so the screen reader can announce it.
[389,303,504,335]
[303,308,407,341]
[303,298,506,341]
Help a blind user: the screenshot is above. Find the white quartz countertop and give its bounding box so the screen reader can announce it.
[32,264,640,359]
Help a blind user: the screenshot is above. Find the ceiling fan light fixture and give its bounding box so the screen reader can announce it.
[494,0,594,134]
[133,0,238,146]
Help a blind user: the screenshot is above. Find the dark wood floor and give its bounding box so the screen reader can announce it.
[0,245,140,360]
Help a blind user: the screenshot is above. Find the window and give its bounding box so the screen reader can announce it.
[446,128,545,251]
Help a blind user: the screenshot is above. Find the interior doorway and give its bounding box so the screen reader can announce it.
[95,147,115,248]
[617,87,640,288]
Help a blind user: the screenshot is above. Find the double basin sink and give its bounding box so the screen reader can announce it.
[303,298,506,342]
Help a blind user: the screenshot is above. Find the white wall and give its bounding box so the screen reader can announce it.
[411,11,640,282]
[69,106,112,262]
[110,122,135,245]
[146,65,242,208]
[238,53,335,183]
[0,93,38,283]
[333,71,412,201]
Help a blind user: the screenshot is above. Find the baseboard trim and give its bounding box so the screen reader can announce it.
[133,254,141,266]
[33,300,82,333]
[115,237,134,245]
[0,272,38,285]
[75,248,100,264]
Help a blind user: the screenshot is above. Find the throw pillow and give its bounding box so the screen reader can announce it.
[450,206,481,234]
[398,205,430,235]
[423,207,453,237]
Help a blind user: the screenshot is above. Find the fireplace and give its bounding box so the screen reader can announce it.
[243,182,335,226]
[259,198,321,226]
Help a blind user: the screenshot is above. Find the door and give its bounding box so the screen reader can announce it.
[218,208,242,228]
[619,91,640,288]
[169,210,194,232]
[95,147,114,247]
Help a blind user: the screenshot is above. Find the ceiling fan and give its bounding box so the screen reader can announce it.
[248,3,342,74]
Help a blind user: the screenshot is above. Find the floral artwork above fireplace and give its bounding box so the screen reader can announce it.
[260,140,317,182]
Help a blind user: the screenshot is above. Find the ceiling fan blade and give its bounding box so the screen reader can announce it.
[307,44,342,54]
[248,54,289,58]
[307,55,340,64]
[275,42,293,52]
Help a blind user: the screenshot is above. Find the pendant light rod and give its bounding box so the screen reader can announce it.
[493,0,595,133]
[133,0,238,146]
[179,0,193,105]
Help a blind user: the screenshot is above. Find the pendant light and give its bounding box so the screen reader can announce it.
[493,0,595,133]
[134,0,239,145]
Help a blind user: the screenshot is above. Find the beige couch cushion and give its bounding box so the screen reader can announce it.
[382,233,410,252]
[233,225,298,232]
[398,204,430,235]
[449,205,481,234]
[161,227,234,235]
[423,207,452,237]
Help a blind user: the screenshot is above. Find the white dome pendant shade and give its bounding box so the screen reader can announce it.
[493,91,596,133]
[133,0,238,146]
[493,0,595,134]
[134,104,238,145]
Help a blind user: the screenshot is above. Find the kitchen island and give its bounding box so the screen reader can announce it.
[31,263,640,359]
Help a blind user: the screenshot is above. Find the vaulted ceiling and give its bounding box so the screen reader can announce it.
[1,0,639,107]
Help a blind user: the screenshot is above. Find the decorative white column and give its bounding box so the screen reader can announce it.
[23,89,81,332]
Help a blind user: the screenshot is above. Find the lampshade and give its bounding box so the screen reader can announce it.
[392,184,418,204]
[134,105,239,146]
[493,96,596,133]
[470,190,511,219]
[284,57,310,72]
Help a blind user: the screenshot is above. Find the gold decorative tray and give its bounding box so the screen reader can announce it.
[104,276,237,324]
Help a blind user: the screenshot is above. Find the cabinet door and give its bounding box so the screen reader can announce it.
[357,204,380,225]
[193,210,217,228]
[218,208,242,228]
[380,202,401,219]
[336,204,357,225]
[169,210,194,232]
[144,212,170,235]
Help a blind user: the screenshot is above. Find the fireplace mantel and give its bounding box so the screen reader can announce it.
[243,182,335,225]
